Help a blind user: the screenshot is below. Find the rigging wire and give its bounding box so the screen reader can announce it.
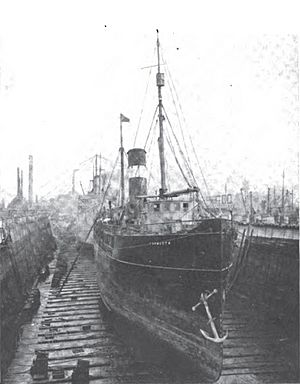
[163,59,193,171]
[58,152,120,293]
[37,152,112,199]
[141,109,159,186]
[132,114,158,185]
[161,52,217,213]
[145,118,158,190]
[164,126,192,187]
[166,66,214,201]
[143,105,159,150]
[133,46,157,147]
[162,106,196,186]
[188,135,218,213]
[160,81,216,214]
[79,154,109,165]
[100,153,120,213]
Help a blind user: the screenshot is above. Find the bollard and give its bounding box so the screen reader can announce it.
[30,350,48,379]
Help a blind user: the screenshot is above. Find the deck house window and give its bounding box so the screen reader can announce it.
[183,202,189,211]
[154,203,160,212]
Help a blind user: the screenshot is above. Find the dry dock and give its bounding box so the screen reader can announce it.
[3,238,298,384]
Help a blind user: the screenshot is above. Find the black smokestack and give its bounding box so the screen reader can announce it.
[28,155,33,206]
[20,170,23,198]
[17,167,20,196]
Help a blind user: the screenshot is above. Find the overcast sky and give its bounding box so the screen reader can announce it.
[0,1,299,203]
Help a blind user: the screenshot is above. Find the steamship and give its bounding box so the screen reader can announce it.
[93,32,237,382]
[77,154,103,242]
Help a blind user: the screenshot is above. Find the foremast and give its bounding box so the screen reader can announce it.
[120,113,130,208]
[156,30,167,196]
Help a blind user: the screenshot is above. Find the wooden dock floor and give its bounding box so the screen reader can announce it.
[219,291,298,383]
[3,241,299,384]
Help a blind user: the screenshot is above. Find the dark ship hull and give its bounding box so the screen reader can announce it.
[236,223,299,322]
[94,218,236,382]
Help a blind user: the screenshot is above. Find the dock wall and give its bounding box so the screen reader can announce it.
[0,214,57,377]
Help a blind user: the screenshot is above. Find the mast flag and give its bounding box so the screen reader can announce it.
[120,113,130,208]
[120,114,130,123]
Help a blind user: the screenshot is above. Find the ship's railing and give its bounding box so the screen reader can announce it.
[235,221,299,240]
[143,219,215,226]
[0,211,52,244]
[0,209,51,220]
[99,217,229,235]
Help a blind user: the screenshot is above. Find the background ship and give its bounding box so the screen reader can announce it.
[77,154,104,241]
[0,156,57,377]
[207,177,299,323]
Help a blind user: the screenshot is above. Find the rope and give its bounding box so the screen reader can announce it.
[189,136,216,209]
[79,154,109,166]
[37,153,110,198]
[162,110,214,217]
[160,53,217,214]
[163,106,196,187]
[145,118,158,189]
[144,105,159,150]
[58,153,120,294]
[161,53,199,190]
[165,126,192,187]
[133,47,156,147]
[164,62,194,173]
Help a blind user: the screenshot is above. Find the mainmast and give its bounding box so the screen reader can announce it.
[281,170,285,224]
[99,153,102,194]
[120,118,125,207]
[156,30,167,196]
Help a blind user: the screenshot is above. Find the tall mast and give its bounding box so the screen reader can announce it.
[267,187,270,214]
[72,169,78,194]
[28,155,33,207]
[17,167,20,197]
[20,170,23,198]
[281,170,285,223]
[99,153,102,194]
[120,117,125,207]
[156,30,167,195]
[249,191,253,223]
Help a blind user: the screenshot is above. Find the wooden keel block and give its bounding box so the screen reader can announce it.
[71,359,90,383]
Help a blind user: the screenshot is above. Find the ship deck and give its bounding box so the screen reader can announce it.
[3,237,298,384]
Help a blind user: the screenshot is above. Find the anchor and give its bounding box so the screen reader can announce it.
[192,289,228,343]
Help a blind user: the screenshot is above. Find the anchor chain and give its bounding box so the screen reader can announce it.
[192,289,228,343]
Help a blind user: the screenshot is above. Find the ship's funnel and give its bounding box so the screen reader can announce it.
[127,148,146,167]
[127,149,147,203]
[129,177,147,203]
[93,175,100,194]
[17,167,20,196]
[20,170,23,197]
[28,155,33,206]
